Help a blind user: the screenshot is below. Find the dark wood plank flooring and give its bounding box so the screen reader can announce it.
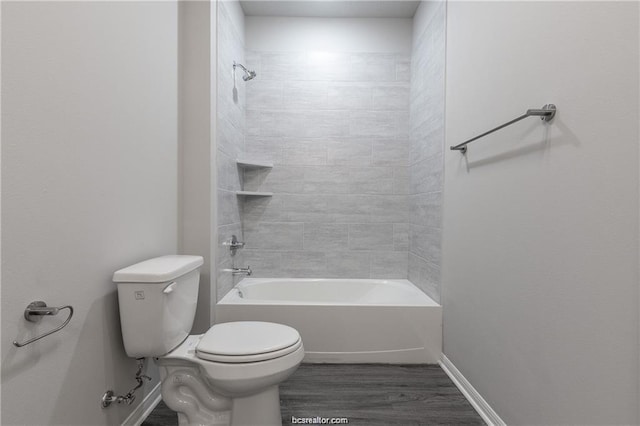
[143,364,485,426]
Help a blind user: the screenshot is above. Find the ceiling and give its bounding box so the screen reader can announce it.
[239,0,421,19]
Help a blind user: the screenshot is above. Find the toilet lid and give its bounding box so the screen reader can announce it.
[196,321,301,363]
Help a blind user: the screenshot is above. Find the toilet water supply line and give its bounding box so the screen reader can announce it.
[101,358,151,408]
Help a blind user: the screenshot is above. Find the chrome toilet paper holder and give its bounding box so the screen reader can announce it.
[13,301,74,347]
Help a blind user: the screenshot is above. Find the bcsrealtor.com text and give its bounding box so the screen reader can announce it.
[291,416,349,424]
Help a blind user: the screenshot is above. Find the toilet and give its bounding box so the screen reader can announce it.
[113,255,304,426]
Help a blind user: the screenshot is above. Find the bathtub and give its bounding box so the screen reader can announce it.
[216,278,442,364]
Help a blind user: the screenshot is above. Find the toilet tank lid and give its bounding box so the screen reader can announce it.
[113,255,204,283]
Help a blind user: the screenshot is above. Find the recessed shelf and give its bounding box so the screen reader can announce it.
[236,191,273,197]
[236,159,274,169]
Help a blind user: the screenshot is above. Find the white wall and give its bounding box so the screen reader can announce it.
[1,2,178,424]
[179,0,215,334]
[442,2,639,424]
[246,16,412,53]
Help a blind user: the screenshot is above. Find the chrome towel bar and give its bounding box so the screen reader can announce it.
[450,104,557,154]
[13,301,74,347]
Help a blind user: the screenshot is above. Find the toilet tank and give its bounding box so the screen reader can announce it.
[113,255,203,358]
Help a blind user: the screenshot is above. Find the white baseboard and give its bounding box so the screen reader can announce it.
[121,382,162,426]
[439,354,506,426]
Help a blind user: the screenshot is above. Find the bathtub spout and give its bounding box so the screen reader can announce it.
[223,266,252,276]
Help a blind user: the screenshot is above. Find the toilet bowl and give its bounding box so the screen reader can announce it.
[157,322,304,426]
[113,256,304,426]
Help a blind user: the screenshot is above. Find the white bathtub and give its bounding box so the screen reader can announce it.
[216,278,442,364]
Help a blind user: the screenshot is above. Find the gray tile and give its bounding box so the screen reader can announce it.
[348,224,394,251]
[410,122,444,165]
[303,223,348,251]
[245,109,262,137]
[217,151,241,192]
[217,189,241,226]
[372,138,409,166]
[396,57,411,82]
[280,251,327,277]
[370,251,408,278]
[303,166,350,194]
[217,117,243,158]
[291,110,349,138]
[243,250,283,277]
[372,84,410,111]
[216,257,234,301]
[243,166,305,193]
[409,154,443,194]
[327,84,372,110]
[234,38,446,284]
[246,80,284,110]
[409,191,442,228]
[244,135,283,165]
[370,195,409,223]
[325,252,371,278]
[252,110,289,137]
[350,53,397,82]
[282,139,327,166]
[260,52,307,81]
[326,195,371,223]
[408,253,441,303]
[217,223,243,267]
[393,167,410,195]
[218,85,244,133]
[307,51,352,81]
[245,51,262,76]
[348,167,394,194]
[349,111,397,137]
[243,194,288,223]
[397,111,410,138]
[327,138,372,166]
[410,225,442,265]
[282,194,328,223]
[244,222,304,250]
[283,81,328,110]
[393,223,410,251]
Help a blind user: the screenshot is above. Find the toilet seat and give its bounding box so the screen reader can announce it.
[196,321,302,363]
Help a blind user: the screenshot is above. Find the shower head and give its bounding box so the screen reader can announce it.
[233,62,257,81]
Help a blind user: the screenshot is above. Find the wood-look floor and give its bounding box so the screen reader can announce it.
[142,364,485,426]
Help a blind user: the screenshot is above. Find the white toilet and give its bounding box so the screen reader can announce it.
[113,255,304,426]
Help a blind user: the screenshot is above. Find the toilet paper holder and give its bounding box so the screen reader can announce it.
[13,301,74,347]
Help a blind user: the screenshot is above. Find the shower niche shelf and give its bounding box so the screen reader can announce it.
[236,190,273,197]
[235,158,273,197]
[236,159,273,169]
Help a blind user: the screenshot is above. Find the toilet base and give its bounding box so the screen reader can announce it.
[231,385,281,426]
[159,364,232,426]
[156,360,284,426]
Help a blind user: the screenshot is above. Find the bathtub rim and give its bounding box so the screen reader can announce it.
[218,277,440,307]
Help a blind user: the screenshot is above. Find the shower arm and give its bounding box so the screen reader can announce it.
[233,62,256,81]
[233,62,249,73]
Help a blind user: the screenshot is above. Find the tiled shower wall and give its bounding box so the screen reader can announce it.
[408,2,446,302]
[216,1,245,299]
[242,51,411,278]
